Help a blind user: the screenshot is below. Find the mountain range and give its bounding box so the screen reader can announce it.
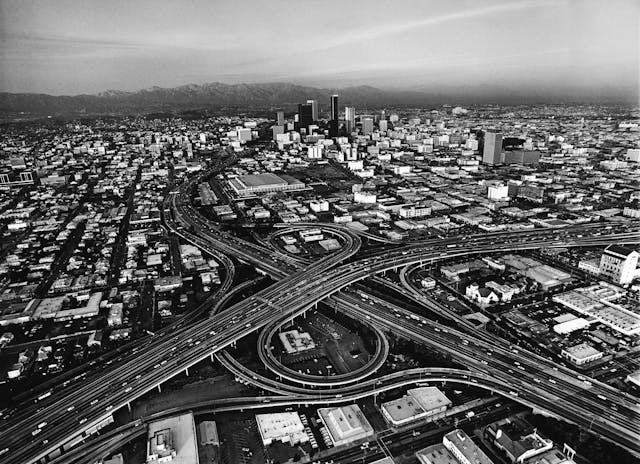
[1,81,634,119]
[0,82,434,118]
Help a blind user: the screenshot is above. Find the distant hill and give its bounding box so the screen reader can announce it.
[3,81,634,120]
[0,82,435,118]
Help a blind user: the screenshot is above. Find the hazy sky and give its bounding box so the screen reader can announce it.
[0,0,638,101]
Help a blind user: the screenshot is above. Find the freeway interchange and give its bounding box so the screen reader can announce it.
[1,162,639,464]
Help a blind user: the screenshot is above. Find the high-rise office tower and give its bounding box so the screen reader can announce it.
[345,106,356,133]
[483,131,503,165]
[276,110,285,126]
[330,94,339,137]
[298,103,314,131]
[380,109,386,121]
[307,100,318,122]
[362,117,374,135]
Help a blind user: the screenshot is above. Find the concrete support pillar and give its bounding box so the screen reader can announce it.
[127,402,131,412]
[157,384,162,393]
[185,367,189,376]
[210,353,214,362]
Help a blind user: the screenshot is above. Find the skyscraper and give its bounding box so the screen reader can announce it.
[330,94,339,137]
[362,117,374,136]
[276,110,285,126]
[483,131,503,165]
[306,100,318,122]
[298,103,314,131]
[345,106,356,133]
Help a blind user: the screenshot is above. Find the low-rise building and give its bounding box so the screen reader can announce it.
[146,413,198,464]
[443,429,494,464]
[228,173,305,197]
[577,259,600,275]
[317,405,374,447]
[553,317,592,335]
[625,370,640,388]
[154,276,183,292]
[485,418,553,463]
[561,342,603,366]
[416,444,459,464]
[381,387,451,426]
[255,412,308,446]
[278,329,316,354]
[102,454,124,464]
[198,421,219,446]
[553,284,640,336]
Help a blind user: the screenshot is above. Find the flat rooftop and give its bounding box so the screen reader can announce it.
[382,396,426,422]
[239,173,287,187]
[626,370,640,387]
[416,444,458,464]
[444,429,494,464]
[147,412,198,464]
[255,412,306,444]
[318,404,374,445]
[370,458,397,464]
[408,387,452,412]
[563,342,602,359]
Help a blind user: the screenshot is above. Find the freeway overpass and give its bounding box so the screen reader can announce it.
[2,161,639,463]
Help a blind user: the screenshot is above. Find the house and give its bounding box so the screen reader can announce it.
[466,283,499,306]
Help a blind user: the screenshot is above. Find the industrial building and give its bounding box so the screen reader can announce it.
[599,245,639,285]
[552,315,592,335]
[553,284,640,336]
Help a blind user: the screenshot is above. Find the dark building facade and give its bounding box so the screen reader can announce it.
[298,103,314,132]
[330,94,339,137]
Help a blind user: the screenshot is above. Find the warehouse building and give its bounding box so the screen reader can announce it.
[228,173,305,197]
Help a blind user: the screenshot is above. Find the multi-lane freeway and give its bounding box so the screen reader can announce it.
[1,159,639,464]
